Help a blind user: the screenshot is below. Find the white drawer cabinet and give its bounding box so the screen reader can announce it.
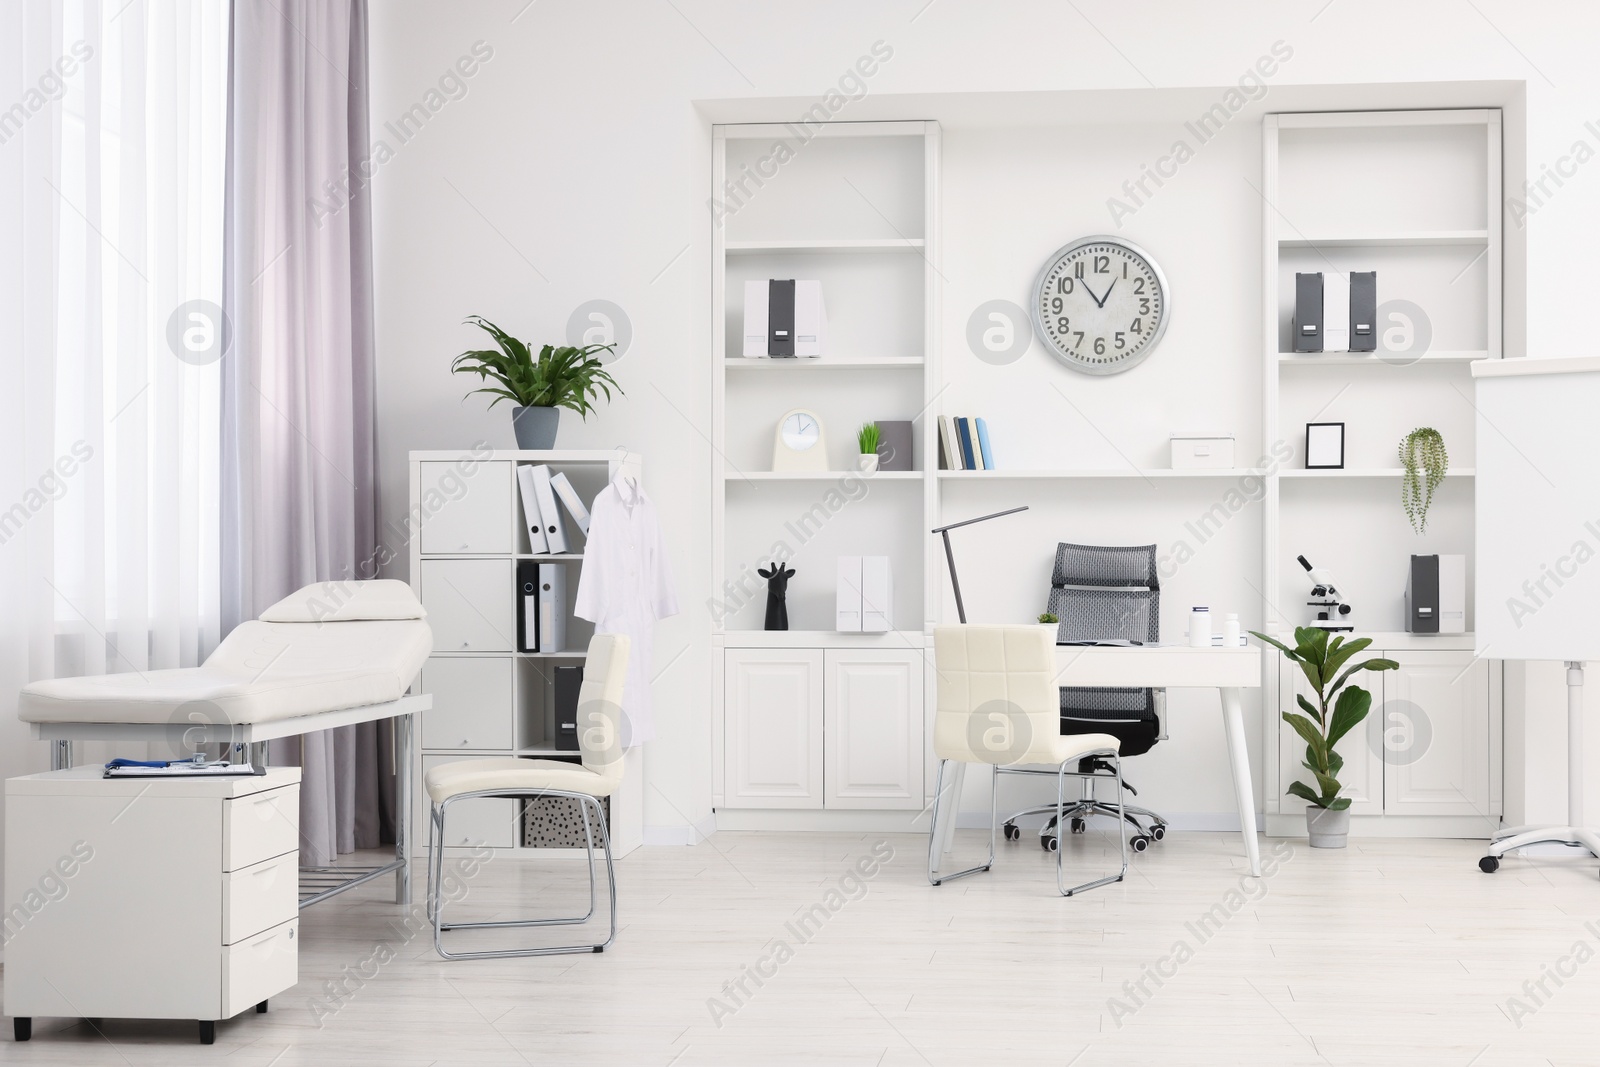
[1273,647,1499,821]
[421,656,515,750]
[418,459,513,555]
[825,650,925,808]
[723,646,925,811]
[421,558,514,652]
[725,649,825,808]
[1380,651,1492,816]
[4,768,302,1043]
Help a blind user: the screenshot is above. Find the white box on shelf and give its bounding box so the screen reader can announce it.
[1170,433,1235,470]
[743,279,826,358]
[861,556,892,633]
[836,556,863,633]
[1324,272,1351,352]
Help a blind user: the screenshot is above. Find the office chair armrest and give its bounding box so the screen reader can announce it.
[1155,688,1168,742]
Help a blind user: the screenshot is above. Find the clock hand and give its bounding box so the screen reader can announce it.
[1089,278,1117,309]
[1080,279,1104,307]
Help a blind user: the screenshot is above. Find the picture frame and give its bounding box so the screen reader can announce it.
[1305,422,1346,470]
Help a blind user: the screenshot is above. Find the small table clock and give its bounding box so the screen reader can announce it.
[772,408,829,472]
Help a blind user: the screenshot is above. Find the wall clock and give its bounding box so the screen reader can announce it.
[1030,235,1170,375]
[772,408,829,472]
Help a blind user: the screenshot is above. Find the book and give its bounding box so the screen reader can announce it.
[975,418,995,470]
[939,416,963,470]
[516,465,549,553]
[956,418,977,470]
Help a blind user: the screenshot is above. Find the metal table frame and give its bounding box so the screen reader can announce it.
[32,693,431,907]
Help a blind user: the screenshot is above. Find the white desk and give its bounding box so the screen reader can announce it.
[939,644,1264,875]
[29,693,431,906]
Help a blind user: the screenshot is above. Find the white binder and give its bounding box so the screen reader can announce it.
[549,471,591,536]
[861,556,892,633]
[742,279,827,358]
[516,465,549,553]
[538,563,567,653]
[836,556,863,632]
[530,464,567,553]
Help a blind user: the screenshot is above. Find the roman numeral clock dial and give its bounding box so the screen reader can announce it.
[1030,236,1169,375]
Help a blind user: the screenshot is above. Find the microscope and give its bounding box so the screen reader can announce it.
[1297,555,1353,632]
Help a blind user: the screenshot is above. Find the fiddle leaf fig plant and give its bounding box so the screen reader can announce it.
[1399,427,1448,534]
[1251,626,1398,810]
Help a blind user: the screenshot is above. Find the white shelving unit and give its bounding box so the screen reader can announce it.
[408,449,644,858]
[710,120,940,825]
[1260,109,1503,836]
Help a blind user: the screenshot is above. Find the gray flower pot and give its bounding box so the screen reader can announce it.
[511,406,559,450]
[1306,805,1351,848]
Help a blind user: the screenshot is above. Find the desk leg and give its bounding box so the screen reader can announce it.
[1220,687,1261,877]
[395,711,413,905]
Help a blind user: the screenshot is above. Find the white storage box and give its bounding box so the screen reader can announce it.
[1170,433,1235,470]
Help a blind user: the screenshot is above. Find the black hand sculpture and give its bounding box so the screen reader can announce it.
[757,562,796,631]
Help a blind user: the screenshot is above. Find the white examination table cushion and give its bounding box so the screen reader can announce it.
[19,582,432,726]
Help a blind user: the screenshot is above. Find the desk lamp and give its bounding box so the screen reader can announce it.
[931,506,1028,623]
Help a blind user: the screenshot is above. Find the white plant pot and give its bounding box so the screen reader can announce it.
[858,454,879,472]
[1306,804,1351,848]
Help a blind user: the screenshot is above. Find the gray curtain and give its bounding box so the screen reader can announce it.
[221,0,390,867]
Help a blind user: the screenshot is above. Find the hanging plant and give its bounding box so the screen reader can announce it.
[1398,427,1448,534]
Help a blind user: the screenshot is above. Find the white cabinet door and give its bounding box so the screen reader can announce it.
[422,756,519,848]
[1277,656,1383,816]
[1381,651,1491,816]
[422,558,514,652]
[419,460,513,555]
[421,656,515,751]
[824,649,924,809]
[724,649,824,809]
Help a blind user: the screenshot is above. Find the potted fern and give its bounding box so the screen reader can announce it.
[857,422,881,472]
[1251,626,1398,847]
[1399,427,1448,534]
[451,316,622,449]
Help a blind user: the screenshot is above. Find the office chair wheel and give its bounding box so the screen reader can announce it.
[14,1018,31,1042]
[1130,835,1151,853]
[1479,855,1500,873]
[1150,824,1167,842]
[1043,834,1060,852]
[1070,817,1087,835]
[1003,822,1021,841]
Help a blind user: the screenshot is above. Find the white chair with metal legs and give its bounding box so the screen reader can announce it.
[425,633,629,959]
[928,625,1130,897]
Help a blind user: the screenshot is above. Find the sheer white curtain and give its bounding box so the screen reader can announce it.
[1,0,227,768]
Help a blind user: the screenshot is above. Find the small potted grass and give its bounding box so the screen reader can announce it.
[857,422,881,472]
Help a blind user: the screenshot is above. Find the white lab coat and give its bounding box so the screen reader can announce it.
[574,473,679,747]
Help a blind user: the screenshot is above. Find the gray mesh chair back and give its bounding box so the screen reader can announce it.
[1046,542,1160,645]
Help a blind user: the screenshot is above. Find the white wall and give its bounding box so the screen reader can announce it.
[368,0,1600,834]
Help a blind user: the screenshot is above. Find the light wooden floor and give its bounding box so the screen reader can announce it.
[5,828,1599,1065]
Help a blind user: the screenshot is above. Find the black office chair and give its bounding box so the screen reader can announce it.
[1001,542,1170,853]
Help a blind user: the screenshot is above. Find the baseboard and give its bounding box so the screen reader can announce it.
[643,814,718,846]
[714,808,934,833]
[1264,813,1501,839]
[968,810,1253,832]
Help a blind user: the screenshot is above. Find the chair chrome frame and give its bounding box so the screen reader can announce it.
[928,748,1130,897]
[427,787,617,959]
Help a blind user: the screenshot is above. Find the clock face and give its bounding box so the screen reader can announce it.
[782,412,821,450]
[1031,236,1169,375]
